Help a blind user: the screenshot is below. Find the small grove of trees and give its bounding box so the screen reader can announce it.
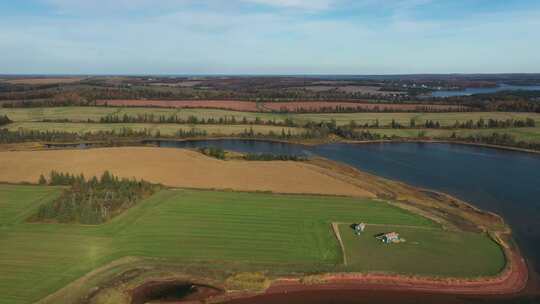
[198,146,226,159]
[0,115,11,126]
[449,132,540,151]
[32,171,160,224]
[243,153,307,161]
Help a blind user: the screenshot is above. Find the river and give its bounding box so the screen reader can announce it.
[151,139,540,303]
[430,84,540,97]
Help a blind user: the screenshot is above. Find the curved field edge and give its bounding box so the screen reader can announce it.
[0,183,519,304]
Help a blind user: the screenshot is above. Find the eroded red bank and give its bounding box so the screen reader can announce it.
[266,250,526,298]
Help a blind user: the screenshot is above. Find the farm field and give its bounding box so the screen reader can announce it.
[0,147,373,197]
[94,99,466,112]
[5,122,303,137]
[0,77,85,85]
[95,99,261,111]
[338,224,505,277]
[0,185,505,304]
[359,127,540,143]
[260,101,466,112]
[5,121,540,143]
[2,107,539,127]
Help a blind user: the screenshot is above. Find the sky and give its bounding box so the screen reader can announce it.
[0,0,539,75]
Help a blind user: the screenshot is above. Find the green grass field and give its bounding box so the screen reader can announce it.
[5,122,303,137]
[358,127,540,142]
[0,185,506,304]
[338,224,505,277]
[3,107,540,143]
[2,106,540,127]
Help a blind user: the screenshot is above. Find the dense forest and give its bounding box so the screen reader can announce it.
[1,75,540,113]
[32,171,160,224]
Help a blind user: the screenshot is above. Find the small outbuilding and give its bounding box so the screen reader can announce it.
[353,223,366,235]
[377,232,400,244]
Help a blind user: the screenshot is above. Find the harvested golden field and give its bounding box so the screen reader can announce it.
[0,147,373,197]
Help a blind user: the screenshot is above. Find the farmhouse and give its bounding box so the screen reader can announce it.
[353,223,366,235]
[377,232,400,244]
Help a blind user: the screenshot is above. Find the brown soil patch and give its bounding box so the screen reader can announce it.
[96,99,260,112]
[0,147,373,197]
[95,99,467,113]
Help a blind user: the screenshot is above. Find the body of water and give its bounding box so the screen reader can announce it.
[151,139,540,303]
[430,84,540,97]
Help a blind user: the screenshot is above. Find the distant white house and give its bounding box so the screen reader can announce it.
[353,223,366,235]
[377,232,400,244]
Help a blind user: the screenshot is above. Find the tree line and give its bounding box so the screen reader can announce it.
[450,132,540,151]
[243,153,307,161]
[2,122,539,152]
[0,127,208,144]
[40,113,538,130]
[32,171,160,224]
[0,115,11,126]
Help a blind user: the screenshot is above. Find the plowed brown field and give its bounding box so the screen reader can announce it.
[0,147,373,197]
[96,99,260,111]
[95,99,467,112]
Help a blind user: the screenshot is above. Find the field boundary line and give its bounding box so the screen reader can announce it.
[331,222,347,266]
[332,222,440,230]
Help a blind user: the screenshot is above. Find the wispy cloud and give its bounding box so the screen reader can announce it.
[242,0,336,10]
[3,0,540,74]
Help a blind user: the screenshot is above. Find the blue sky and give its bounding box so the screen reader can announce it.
[1,0,539,74]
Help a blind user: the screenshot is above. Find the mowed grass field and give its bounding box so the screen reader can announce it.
[338,224,505,277]
[2,106,540,127]
[5,122,303,137]
[0,185,505,304]
[359,127,540,143]
[2,106,540,142]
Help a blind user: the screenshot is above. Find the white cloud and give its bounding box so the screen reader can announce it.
[3,0,540,73]
[242,0,336,10]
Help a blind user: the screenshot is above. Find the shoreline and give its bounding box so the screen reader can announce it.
[2,136,539,156]
[0,140,532,302]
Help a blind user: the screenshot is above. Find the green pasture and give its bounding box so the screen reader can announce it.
[2,106,540,127]
[338,224,505,277]
[5,122,303,137]
[358,127,540,142]
[0,185,506,304]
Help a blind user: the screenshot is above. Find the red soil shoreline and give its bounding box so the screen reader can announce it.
[209,240,528,304]
[270,246,526,296]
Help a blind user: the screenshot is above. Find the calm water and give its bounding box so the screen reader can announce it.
[431,84,540,97]
[153,139,540,303]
